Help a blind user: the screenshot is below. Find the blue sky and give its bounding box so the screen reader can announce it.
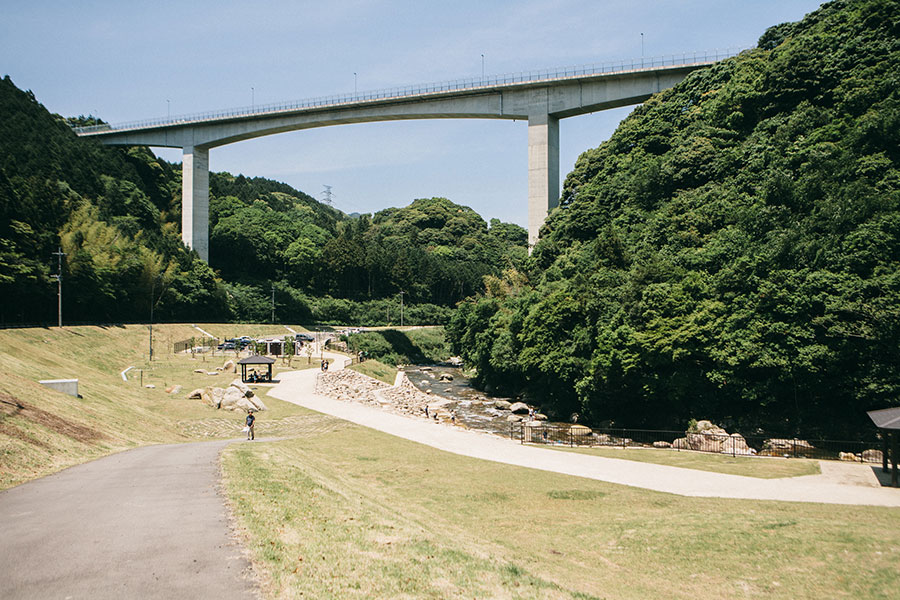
[3,0,824,226]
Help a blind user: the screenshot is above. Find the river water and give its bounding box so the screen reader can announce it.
[400,364,523,436]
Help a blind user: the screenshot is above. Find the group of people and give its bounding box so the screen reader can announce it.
[320,359,329,372]
[247,370,267,383]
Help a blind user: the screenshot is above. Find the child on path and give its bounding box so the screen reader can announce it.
[245,411,255,440]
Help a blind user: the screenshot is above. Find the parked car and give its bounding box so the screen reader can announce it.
[295,333,315,342]
[217,341,236,350]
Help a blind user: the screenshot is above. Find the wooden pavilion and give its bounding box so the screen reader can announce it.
[867,407,900,487]
[237,355,275,383]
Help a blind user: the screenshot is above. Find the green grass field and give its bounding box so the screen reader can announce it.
[223,420,900,599]
[3,324,898,599]
[548,445,821,478]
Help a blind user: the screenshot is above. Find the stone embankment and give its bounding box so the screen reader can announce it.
[316,370,464,424]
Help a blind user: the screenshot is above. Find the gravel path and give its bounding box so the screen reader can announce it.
[0,440,258,600]
[270,355,900,507]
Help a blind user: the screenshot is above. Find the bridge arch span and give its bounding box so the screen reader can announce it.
[79,58,733,259]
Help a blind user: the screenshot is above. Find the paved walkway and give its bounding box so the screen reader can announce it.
[0,440,258,600]
[269,356,900,507]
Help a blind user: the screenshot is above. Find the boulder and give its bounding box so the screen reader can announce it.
[509,402,530,415]
[493,400,512,411]
[235,397,259,412]
[199,387,216,407]
[862,449,884,463]
[672,437,689,449]
[534,413,548,421]
[839,452,861,462]
[760,438,815,457]
[220,386,244,410]
[569,424,592,437]
[186,388,204,399]
[692,420,728,436]
[447,356,463,366]
[230,380,254,397]
[166,385,183,395]
[653,441,672,448]
[210,387,225,407]
[438,373,454,382]
[684,421,730,452]
[206,371,219,376]
[222,360,235,373]
[506,414,524,422]
[720,434,755,456]
[144,384,156,389]
[193,369,205,374]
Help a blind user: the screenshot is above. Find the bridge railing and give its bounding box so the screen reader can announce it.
[74,47,747,135]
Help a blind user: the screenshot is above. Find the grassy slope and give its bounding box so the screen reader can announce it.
[223,423,900,600]
[347,359,398,385]
[0,323,311,490]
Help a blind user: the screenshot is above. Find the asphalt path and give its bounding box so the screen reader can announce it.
[0,440,258,600]
[271,354,900,507]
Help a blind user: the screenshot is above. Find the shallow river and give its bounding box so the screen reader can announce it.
[400,364,522,436]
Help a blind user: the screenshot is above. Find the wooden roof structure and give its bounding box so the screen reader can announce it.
[867,407,900,487]
[237,355,275,383]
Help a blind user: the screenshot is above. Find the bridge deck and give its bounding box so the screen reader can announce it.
[74,49,742,137]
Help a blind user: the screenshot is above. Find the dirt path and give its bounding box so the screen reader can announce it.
[0,440,258,600]
[270,360,900,507]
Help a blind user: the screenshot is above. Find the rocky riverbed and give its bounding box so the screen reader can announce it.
[314,364,536,436]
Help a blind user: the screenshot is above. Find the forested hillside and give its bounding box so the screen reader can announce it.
[448,0,900,438]
[0,76,526,325]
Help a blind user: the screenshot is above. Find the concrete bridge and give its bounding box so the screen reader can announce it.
[76,50,740,260]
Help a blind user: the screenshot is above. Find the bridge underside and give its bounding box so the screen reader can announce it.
[90,66,699,259]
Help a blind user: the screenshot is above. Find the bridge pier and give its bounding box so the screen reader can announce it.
[182,145,210,261]
[527,114,559,250]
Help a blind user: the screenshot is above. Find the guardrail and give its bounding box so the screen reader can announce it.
[74,47,747,135]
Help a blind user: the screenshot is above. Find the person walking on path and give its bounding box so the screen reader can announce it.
[245,410,255,440]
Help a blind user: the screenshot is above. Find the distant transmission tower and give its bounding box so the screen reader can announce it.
[322,185,333,205]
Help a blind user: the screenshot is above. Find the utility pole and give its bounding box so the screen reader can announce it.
[150,278,155,361]
[52,247,65,327]
[270,284,275,324]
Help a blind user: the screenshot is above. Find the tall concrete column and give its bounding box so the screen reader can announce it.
[527,113,559,250]
[182,145,210,262]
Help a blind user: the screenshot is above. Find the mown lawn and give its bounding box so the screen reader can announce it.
[223,421,900,600]
[547,445,821,478]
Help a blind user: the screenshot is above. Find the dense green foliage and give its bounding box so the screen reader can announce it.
[345,327,451,366]
[449,0,900,437]
[0,76,526,325]
[0,76,223,323]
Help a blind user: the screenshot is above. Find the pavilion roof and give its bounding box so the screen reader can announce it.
[237,355,276,365]
[867,407,900,430]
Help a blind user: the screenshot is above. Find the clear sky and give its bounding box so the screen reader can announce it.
[3,0,824,226]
